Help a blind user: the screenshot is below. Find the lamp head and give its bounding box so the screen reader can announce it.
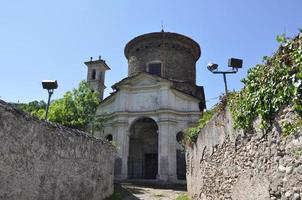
[228,58,243,69]
[207,63,218,72]
[42,80,58,90]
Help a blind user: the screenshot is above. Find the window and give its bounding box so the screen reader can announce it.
[99,71,103,80]
[148,63,162,76]
[91,69,96,80]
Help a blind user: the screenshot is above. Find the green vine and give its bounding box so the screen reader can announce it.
[184,109,215,144]
[184,97,227,144]
[228,31,302,134]
[184,31,302,145]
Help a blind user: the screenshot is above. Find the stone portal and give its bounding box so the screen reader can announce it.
[128,117,158,179]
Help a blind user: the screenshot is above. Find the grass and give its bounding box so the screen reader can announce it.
[105,191,123,200]
[105,184,131,200]
[176,193,191,200]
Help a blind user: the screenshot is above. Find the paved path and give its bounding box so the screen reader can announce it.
[115,182,187,200]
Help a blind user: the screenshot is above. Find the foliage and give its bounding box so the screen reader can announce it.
[18,100,47,118]
[90,115,108,135]
[105,184,132,200]
[184,96,227,144]
[228,32,302,133]
[176,194,191,200]
[47,80,100,130]
[185,31,302,145]
[105,191,123,200]
[293,147,302,158]
[19,81,103,132]
[281,120,302,137]
[184,110,215,144]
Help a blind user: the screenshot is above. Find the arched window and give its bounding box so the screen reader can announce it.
[105,134,113,142]
[91,69,96,80]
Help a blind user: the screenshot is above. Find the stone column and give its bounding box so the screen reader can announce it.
[114,121,129,180]
[158,120,177,182]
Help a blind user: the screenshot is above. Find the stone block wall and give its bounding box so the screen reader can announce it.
[0,100,115,200]
[125,32,200,84]
[186,107,302,200]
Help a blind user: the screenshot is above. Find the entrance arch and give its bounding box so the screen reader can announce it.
[128,117,158,179]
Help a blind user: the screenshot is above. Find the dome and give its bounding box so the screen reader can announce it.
[124,31,201,84]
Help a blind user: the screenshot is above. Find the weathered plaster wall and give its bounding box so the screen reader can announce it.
[0,100,115,200]
[186,107,302,200]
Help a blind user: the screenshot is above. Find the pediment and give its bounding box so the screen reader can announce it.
[115,73,171,89]
[129,76,159,86]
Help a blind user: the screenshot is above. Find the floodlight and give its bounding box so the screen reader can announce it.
[42,80,58,90]
[228,58,243,68]
[42,80,58,120]
[207,63,218,72]
[207,58,243,95]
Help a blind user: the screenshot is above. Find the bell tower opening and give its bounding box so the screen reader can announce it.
[128,117,158,179]
[84,56,110,100]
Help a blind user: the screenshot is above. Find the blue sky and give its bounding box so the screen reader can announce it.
[0,0,301,108]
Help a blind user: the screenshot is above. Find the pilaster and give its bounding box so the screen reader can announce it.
[157,119,177,182]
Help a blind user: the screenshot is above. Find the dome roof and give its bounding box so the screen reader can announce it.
[124,31,201,61]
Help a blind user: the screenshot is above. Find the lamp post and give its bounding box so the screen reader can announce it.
[207,58,243,95]
[42,80,58,120]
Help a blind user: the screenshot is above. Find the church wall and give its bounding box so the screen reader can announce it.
[125,32,200,86]
[127,45,196,84]
[98,83,200,115]
[96,74,201,183]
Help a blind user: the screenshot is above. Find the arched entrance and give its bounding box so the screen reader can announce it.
[128,117,158,179]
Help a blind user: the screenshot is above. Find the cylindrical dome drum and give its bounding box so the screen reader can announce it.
[124,32,201,84]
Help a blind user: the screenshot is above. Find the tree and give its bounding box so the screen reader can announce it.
[18,100,47,118]
[19,80,104,133]
[47,80,101,131]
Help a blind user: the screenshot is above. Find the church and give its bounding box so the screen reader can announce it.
[84,31,205,183]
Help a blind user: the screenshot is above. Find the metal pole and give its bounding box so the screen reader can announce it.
[45,89,53,120]
[223,73,228,95]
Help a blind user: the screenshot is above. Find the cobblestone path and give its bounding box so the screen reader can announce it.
[114,181,187,200]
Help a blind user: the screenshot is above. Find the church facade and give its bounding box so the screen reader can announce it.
[85,31,205,182]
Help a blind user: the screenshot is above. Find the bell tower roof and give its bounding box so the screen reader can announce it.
[84,57,111,71]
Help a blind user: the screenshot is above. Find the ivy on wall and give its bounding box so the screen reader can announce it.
[228,32,302,130]
[185,31,302,144]
[184,97,227,144]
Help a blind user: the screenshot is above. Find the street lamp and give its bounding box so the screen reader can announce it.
[42,80,58,120]
[207,58,243,95]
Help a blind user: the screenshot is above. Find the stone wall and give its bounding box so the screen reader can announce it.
[186,107,302,200]
[0,100,115,200]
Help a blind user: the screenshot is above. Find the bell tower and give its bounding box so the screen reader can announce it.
[84,56,110,100]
